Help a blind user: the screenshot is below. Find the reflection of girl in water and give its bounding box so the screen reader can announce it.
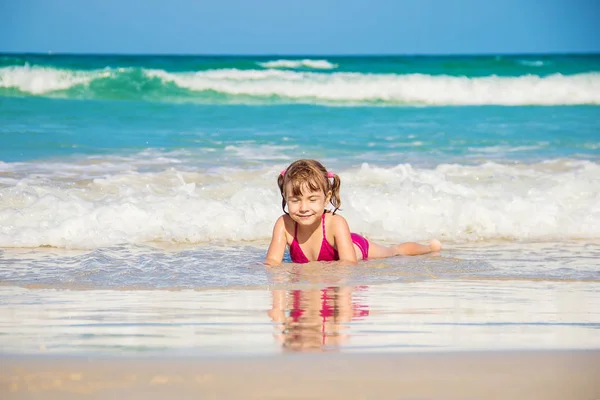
[269,286,369,352]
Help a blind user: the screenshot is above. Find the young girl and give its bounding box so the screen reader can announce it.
[265,159,442,265]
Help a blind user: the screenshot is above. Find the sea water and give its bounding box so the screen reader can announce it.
[0,54,599,354]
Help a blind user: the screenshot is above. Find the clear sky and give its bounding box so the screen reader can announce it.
[1,0,598,55]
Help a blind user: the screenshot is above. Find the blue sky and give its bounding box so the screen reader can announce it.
[1,0,598,54]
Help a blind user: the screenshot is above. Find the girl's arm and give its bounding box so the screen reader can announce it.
[331,215,358,263]
[265,216,288,266]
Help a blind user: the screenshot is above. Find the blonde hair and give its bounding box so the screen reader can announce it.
[278,159,341,214]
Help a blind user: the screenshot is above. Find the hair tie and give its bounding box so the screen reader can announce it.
[280,169,286,176]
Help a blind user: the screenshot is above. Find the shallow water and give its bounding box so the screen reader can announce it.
[1,279,599,355]
[1,240,598,290]
[1,241,599,355]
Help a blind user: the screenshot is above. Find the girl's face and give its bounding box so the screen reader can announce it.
[285,182,330,227]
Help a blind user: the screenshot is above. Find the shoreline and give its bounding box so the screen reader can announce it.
[2,350,599,399]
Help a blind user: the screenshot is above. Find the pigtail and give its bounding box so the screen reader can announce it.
[277,173,288,214]
[329,173,342,214]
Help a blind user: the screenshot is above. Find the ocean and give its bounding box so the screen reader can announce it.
[0,54,599,356]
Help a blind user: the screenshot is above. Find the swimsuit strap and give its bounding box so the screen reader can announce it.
[294,220,298,238]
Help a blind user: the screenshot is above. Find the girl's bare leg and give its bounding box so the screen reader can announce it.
[368,239,441,259]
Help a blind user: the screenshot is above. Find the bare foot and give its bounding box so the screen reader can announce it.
[429,239,442,252]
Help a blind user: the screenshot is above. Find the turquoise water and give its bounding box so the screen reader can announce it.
[2,98,599,163]
[0,53,599,285]
[1,54,600,357]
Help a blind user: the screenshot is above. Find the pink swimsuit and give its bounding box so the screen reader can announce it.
[289,214,369,263]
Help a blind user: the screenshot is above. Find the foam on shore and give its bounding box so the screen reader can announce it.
[1,160,598,248]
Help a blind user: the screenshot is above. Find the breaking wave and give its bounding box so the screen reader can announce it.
[1,159,599,248]
[2,65,599,106]
[258,59,338,69]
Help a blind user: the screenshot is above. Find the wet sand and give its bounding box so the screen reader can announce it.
[2,351,599,399]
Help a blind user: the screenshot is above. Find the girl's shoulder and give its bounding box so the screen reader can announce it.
[325,211,348,222]
[324,212,350,232]
[274,214,294,224]
[279,214,296,238]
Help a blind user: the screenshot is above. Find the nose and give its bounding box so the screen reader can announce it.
[299,200,310,212]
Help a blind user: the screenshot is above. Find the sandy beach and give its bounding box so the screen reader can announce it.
[2,351,599,399]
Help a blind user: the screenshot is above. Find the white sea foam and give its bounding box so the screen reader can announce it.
[258,59,338,69]
[1,160,599,249]
[517,60,547,67]
[467,144,549,157]
[0,65,109,94]
[224,144,298,161]
[3,65,600,105]
[149,69,600,105]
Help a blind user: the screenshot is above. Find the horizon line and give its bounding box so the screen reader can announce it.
[1,51,599,57]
